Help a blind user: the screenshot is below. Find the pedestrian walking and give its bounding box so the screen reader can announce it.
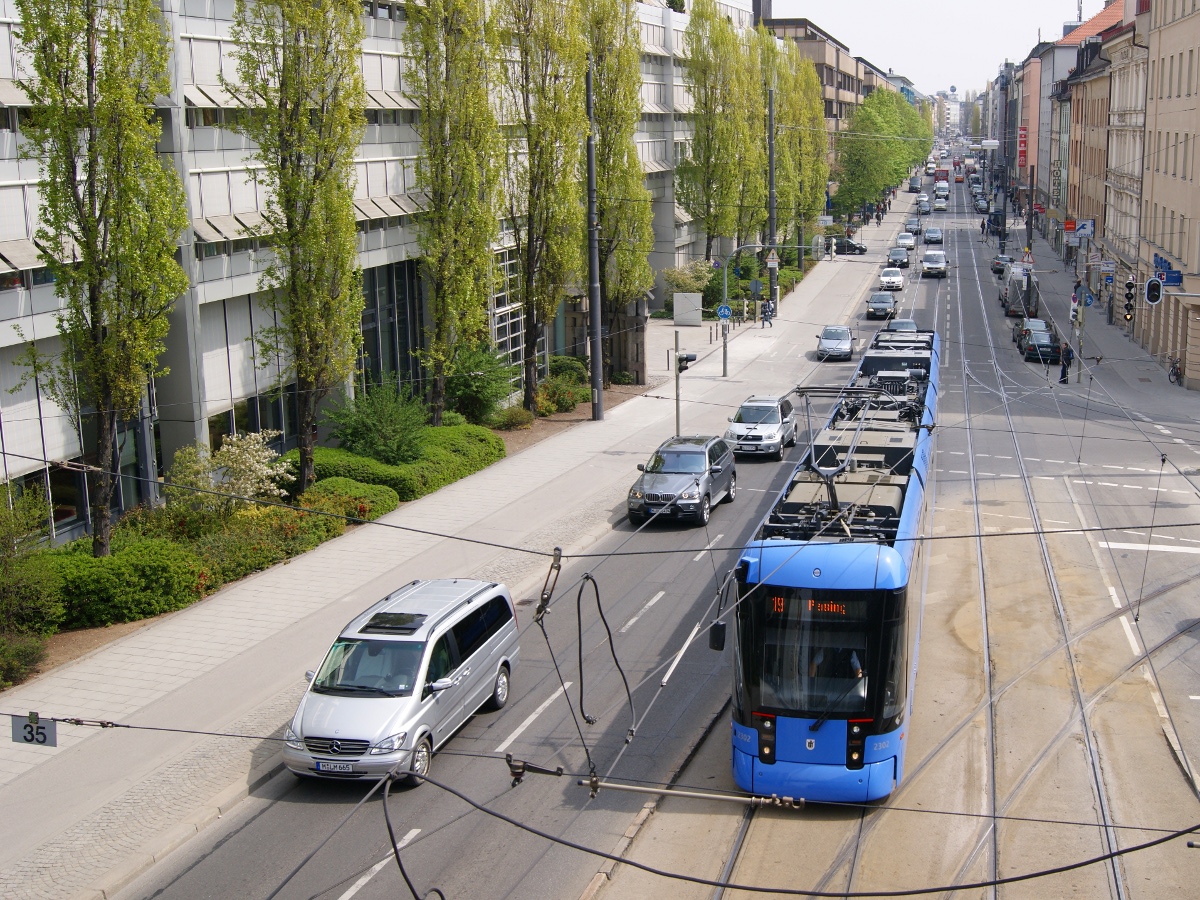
[981,218,986,236]
[1059,342,1074,384]
[761,299,774,328]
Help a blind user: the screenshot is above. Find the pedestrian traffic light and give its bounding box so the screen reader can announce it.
[1124,279,1136,302]
[1145,277,1163,305]
[676,352,696,373]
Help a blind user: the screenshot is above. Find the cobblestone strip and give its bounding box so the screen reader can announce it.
[0,685,303,900]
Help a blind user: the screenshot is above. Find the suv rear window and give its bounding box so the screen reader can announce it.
[452,596,514,661]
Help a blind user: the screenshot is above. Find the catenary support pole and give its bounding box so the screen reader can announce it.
[586,60,603,421]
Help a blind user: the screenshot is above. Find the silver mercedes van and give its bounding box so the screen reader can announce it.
[283,579,519,782]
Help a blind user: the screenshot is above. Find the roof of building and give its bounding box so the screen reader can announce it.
[1055,2,1123,46]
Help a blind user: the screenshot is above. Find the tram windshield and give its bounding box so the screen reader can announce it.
[737,586,883,717]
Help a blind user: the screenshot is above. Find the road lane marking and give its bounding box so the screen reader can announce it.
[1047,459,1065,464]
[495,684,572,753]
[693,534,724,562]
[1120,616,1141,655]
[1100,482,1119,487]
[620,591,666,633]
[1100,542,1200,555]
[949,469,969,474]
[662,622,701,686]
[1108,586,1121,609]
[978,471,995,476]
[1102,465,1124,470]
[338,830,422,900]
[1045,519,1070,524]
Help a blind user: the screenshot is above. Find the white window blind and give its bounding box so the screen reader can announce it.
[362,54,384,92]
[367,161,387,197]
[229,170,258,214]
[354,162,368,199]
[382,55,402,92]
[0,186,27,241]
[0,25,13,80]
[200,171,232,217]
[224,296,257,399]
[200,301,232,413]
[190,40,222,85]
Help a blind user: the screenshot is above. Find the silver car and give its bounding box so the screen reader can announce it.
[627,435,735,526]
[816,324,854,360]
[283,579,519,782]
[725,395,796,460]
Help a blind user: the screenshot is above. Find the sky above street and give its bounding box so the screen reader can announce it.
[772,0,1115,98]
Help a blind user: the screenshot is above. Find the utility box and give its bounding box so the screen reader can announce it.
[673,291,703,327]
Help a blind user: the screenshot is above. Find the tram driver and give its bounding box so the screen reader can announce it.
[808,647,864,680]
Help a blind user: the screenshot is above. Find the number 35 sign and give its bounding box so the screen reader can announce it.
[11,712,57,747]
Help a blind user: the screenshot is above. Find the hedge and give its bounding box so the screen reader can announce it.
[302,477,400,521]
[285,424,505,501]
[49,538,207,629]
[0,632,46,690]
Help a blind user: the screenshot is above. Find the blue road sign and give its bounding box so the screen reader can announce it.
[1084,292,1094,307]
[1164,270,1184,286]
[1104,274,1114,284]
[717,304,732,319]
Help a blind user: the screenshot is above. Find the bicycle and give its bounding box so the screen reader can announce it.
[1168,355,1183,385]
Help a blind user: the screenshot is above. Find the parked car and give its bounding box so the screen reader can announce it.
[627,435,735,525]
[880,267,905,291]
[283,579,520,782]
[1022,330,1061,364]
[933,197,948,211]
[924,228,943,244]
[896,232,916,250]
[887,247,910,268]
[905,216,923,235]
[990,254,1013,275]
[866,291,898,319]
[725,395,797,460]
[921,250,948,277]
[830,235,868,255]
[1013,317,1051,349]
[816,324,854,360]
[884,318,918,332]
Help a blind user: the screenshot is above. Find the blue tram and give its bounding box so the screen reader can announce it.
[718,329,939,802]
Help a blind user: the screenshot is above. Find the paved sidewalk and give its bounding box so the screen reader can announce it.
[0,254,862,900]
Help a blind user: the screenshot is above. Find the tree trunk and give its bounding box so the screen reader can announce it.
[430,361,445,427]
[296,374,317,492]
[522,304,539,412]
[705,232,714,261]
[91,402,116,558]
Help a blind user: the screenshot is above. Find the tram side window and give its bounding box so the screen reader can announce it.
[881,612,908,720]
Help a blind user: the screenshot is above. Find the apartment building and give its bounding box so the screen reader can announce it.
[1100,20,1146,283]
[0,0,756,536]
[1137,0,1200,386]
[761,17,895,160]
[1066,35,1115,304]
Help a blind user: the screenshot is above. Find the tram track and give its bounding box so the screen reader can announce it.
[949,205,1127,900]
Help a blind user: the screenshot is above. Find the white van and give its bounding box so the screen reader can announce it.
[284,579,520,782]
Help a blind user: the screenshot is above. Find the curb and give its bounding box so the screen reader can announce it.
[75,752,286,900]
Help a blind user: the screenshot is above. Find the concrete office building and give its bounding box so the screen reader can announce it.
[0,0,757,537]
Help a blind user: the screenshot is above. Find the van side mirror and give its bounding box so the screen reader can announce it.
[429,678,454,693]
[708,621,726,651]
[636,463,645,472]
[709,464,723,475]
[305,670,315,683]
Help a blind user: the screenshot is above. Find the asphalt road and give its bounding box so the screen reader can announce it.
[120,174,1200,900]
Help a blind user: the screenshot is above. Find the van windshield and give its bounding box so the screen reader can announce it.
[312,639,424,697]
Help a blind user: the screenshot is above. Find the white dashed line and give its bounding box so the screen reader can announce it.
[1024,457,1041,461]
[693,534,724,562]
[1123,531,1147,537]
[995,455,1013,459]
[1123,484,1143,490]
[1100,542,1200,555]
[495,684,572,753]
[339,831,423,900]
[1120,616,1142,655]
[1127,467,1147,472]
[949,470,969,474]
[1034,476,1054,480]
[977,471,995,476]
[1102,465,1124,470]
[949,451,964,455]
[620,590,666,633]
[1047,459,1065,464]
[1108,586,1121,609]
[1099,482,1119,487]
[1045,519,1070,524]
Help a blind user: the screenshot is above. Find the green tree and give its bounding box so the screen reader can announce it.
[323,382,428,465]
[796,56,829,230]
[403,0,502,425]
[15,0,190,557]
[226,0,366,491]
[586,0,654,383]
[834,89,930,216]
[494,0,587,410]
[676,0,741,260]
[732,28,765,259]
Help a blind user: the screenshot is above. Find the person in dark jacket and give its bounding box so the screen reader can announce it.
[1059,342,1074,384]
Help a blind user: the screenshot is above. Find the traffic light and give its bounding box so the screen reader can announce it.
[1145,277,1163,305]
[1124,279,1136,302]
[676,352,697,373]
[1124,310,1134,322]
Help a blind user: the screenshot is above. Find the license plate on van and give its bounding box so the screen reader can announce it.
[316,761,355,773]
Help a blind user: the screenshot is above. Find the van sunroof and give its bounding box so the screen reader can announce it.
[362,612,426,634]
